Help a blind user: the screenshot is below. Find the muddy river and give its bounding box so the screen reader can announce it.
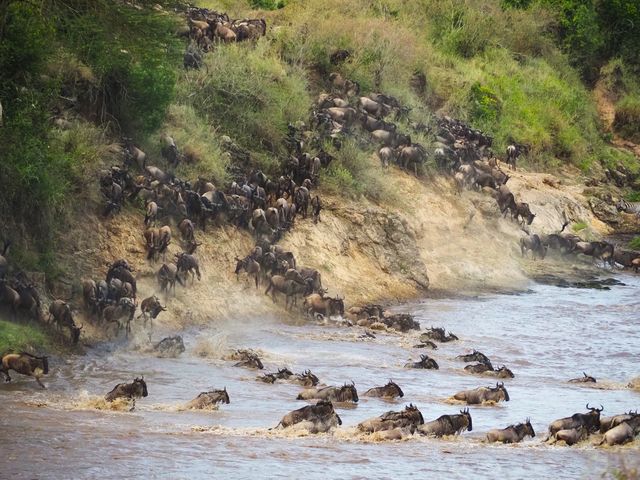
[1,273,639,479]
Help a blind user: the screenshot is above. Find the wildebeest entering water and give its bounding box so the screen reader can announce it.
[297,382,358,403]
[276,400,342,433]
[185,388,230,409]
[1,352,49,388]
[452,382,510,405]
[547,404,603,439]
[358,404,424,433]
[105,377,148,410]
[404,354,439,370]
[417,409,473,437]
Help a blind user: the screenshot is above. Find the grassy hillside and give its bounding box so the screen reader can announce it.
[0,0,638,279]
[0,319,52,354]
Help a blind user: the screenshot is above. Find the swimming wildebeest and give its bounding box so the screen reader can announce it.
[363,380,404,399]
[491,366,515,378]
[464,363,493,374]
[599,415,640,446]
[231,349,264,370]
[568,372,596,383]
[421,327,458,342]
[453,382,510,405]
[599,411,639,434]
[486,419,535,443]
[1,352,49,388]
[550,426,589,446]
[291,369,320,387]
[49,299,82,345]
[417,409,473,437]
[456,350,492,367]
[358,404,424,433]
[185,388,230,409]
[258,368,294,384]
[404,354,439,370]
[154,335,185,357]
[547,404,603,438]
[297,382,359,403]
[105,376,148,409]
[275,400,342,433]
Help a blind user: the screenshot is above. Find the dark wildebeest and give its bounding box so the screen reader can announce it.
[0,279,20,320]
[520,234,547,260]
[291,369,320,387]
[297,382,359,403]
[551,426,589,445]
[514,202,535,225]
[185,388,230,409]
[311,195,322,224]
[178,218,195,242]
[421,327,458,343]
[456,350,492,368]
[486,419,535,443]
[453,382,510,405]
[264,275,313,309]
[176,253,201,283]
[599,411,639,434]
[404,354,439,370]
[464,363,493,374]
[82,279,98,316]
[547,404,603,438]
[474,173,497,190]
[568,372,596,383]
[358,404,424,433]
[275,400,342,433]
[303,293,344,319]
[1,352,49,388]
[154,335,185,357]
[363,380,404,399]
[417,409,473,437]
[105,377,148,410]
[599,416,640,446]
[235,256,261,288]
[496,184,516,216]
[49,300,82,345]
[106,265,137,296]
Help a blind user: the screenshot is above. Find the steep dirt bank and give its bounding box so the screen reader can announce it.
[54,152,618,343]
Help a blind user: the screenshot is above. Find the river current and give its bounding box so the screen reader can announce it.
[1,274,639,479]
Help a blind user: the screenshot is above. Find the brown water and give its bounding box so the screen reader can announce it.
[1,274,639,479]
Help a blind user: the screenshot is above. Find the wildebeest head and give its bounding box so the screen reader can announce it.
[494,382,510,401]
[299,369,319,386]
[523,418,535,437]
[221,387,230,404]
[407,403,424,425]
[460,408,473,431]
[386,380,404,398]
[134,376,148,397]
[496,365,514,378]
[341,382,359,403]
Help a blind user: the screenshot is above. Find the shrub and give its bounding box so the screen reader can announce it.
[614,95,640,142]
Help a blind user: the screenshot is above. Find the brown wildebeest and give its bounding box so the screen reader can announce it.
[185,388,230,409]
[514,202,535,225]
[568,372,596,383]
[1,352,49,388]
[547,404,603,438]
[235,256,261,288]
[456,350,492,367]
[311,195,322,224]
[303,293,344,319]
[358,404,424,433]
[137,295,166,330]
[144,201,158,227]
[496,184,516,217]
[105,376,148,410]
[178,218,195,242]
[363,380,404,399]
[599,416,640,446]
[258,368,294,384]
[599,411,639,433]
[49,300,82,345]
[405,354,439,370]
[291,369,320,387]
[417,409,473,437]
[275,400,342,433]
[453,382,510,405]
[102,297,136,337]
[82,279,98,316]
[157,263,184,295]
[421,327,458,342]
[265,275,313,309]
[231,349,264,370]
[144,227,160,261]
[297,382,359,403]
[520,234,547,260]
[486,418,535,443]
[550,426,588,445]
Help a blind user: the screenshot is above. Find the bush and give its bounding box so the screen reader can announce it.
[614,95,640,142]
[250,0,286,9]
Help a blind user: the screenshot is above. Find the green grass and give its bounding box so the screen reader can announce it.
[0,319,52,354]
[629,237,640,250]
[572,221,588,232]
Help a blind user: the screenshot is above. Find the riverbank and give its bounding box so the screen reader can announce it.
[0,319,53,354]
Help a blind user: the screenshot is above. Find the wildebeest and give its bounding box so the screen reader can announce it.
[231,349,263,369]
[599,416,640,446]
[157,263,184,294]
[178,218,195,242]
[297,382,359,403]
[105,377,148,409]
[185,388,230,409]
[514,202,535,225]
[551,426,588,446]
[137,295,166,330]
[568,372,596,383]
[520,234,547,260]
[547,404,603,437]
[363,380,404,399]
[421,327,458,343]
[453,383,510,405]
[275,400,342,433]
[106,265,137,296]
[506,144,523,170]
[257,367,294,384]
[417,409,473,437]
[599,411,639,433]
[176,253,201,283]
[102,297,136,337]
[265,274,313,309]
[0,279,21,319]
[291,369,320,387]
[1,352,49,388]
[144,201,158,227]
[404,354,439,370]
[358,404,424,433]
[154,335,185,357]
[235,256,261,288]
[82,279,98,316]
[491,366,515,378]
[464,363,493,374]
[456,350,492,367]
[303,293,344,319]
[49,300,82,345]
[486,419,535,443]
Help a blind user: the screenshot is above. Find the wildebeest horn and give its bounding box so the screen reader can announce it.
[586,403,591,410]
[583,372,588,377]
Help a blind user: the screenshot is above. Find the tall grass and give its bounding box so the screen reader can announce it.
[0,319,52,354]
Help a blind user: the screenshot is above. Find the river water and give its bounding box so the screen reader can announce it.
[1,273,639,479]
